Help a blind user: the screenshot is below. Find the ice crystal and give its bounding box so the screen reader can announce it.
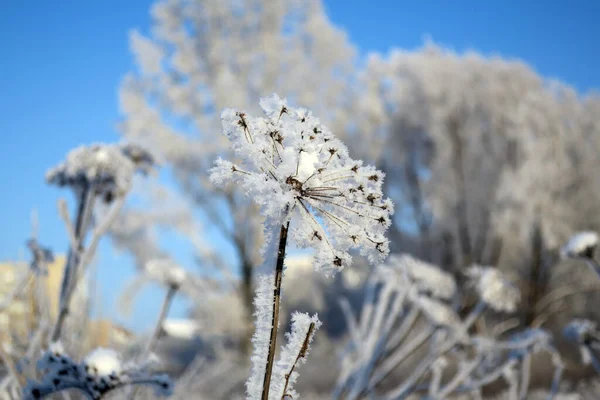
[269,312,321,400]
[246,274,275,399]
[211,94,393,274]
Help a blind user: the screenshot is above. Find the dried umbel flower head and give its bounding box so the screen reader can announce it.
[24,346,172,400]
[46,143,155,203]
[388,254,456,299]
[561,231,599,259]
[211,94,393,274]
[145,259,188,289]
[466,265,520,313]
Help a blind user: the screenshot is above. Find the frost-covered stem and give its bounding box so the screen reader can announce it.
[385,307,420,356]
[368,326,435,392]
[129,285,177,400]
[281,322,316,399]
[462,360,518,390]
[437,355,482,398]
[519,353,531,400]
[58,185,95,308]
[585,258,600,277]
[52,186,95,341]
[428,363,444,398]
[51,195,126,342]
[463,301,486,329]
[347,285,397,399]
[547,353,563,400]
[384,303,484,399]
[506,372,518,400]
[144,285,178,359]
[261,221,290,400]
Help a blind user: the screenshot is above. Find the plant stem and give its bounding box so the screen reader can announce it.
[261,221,290,400]
[143,285,178,359]
[130,285,177,400]
[281,322,315,399]
[58,186,94,308]
[52,186,95,341]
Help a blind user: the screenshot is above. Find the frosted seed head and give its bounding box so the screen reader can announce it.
[561,231,599,259]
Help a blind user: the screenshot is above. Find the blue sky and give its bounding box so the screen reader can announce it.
[0,0,598,331]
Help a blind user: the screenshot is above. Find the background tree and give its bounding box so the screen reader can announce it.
[115,0,357,347]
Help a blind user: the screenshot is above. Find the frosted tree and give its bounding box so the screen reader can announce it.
[117,0,356,343]
[349,41,600,329]
[211,94,392,399]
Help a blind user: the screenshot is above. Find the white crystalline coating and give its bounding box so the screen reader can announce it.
[211,94,393,275]
[466,266,520,313]
[48,341,65,355]
[162,319,199,340]
[145,258,188,287]
[561,231,599,258]
[414,295,460,328]
[246,274,275,400]
[269,312,321,400]
[26,346,172,399]
[46,142,154,199]
[46,144,134,194]
[84,348,122,376]
[388,254,456,299]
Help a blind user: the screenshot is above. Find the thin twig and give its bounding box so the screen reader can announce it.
[261,221,290,400]
[51,193,126,341]
[281,322,316,399]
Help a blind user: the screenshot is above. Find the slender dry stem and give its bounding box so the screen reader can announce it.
[281,322,316,399]
[261,221,290,400]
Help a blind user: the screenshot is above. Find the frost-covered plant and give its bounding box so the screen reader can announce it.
[564,319,600,371]
[333,255,566,400]
[466,265,521,313]
[23,345,172,399]
[561,231,600,277]
[334,255,456,399]
[390,254,456,299]
[212,94,392,400]
[46,142,155,341]
[561,232,599,259]
[211,93,392,274]
[247,275,321,400]
[119,258,224,360]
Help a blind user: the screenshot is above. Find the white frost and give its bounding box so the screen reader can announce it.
[84,348,122,376]
[561,231,599,259]
[466,266,520,313]
[211,94,393,275]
